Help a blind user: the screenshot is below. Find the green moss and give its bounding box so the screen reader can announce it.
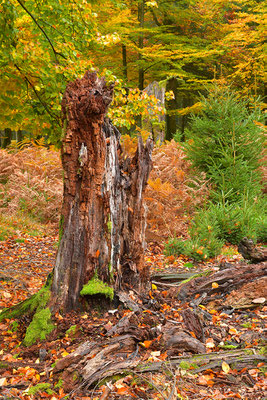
[219,344,238,349]
[180,270,211,285]
[80,277,114,300]
[65,325,77,337]
[28,383,54,396]
[241,322,252,328]
[55,378,63,389]
[0,362,8,369]
[179,361,198,370]
[24,307,55,346]
[11,321,19,331]
[258,346,267,355]
[0,274,52,322]
[72,371,80,382]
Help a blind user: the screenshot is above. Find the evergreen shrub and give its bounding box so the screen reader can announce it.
[179,86,266,249]
[184,86,265,204]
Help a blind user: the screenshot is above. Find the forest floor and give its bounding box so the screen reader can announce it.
[0,232,266,400]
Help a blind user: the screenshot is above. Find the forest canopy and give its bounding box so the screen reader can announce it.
[0,0,265,144]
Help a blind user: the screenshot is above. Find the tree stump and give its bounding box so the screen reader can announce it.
[51,71,153,312]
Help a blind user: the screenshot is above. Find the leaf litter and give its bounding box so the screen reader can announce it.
[0,236,266,400]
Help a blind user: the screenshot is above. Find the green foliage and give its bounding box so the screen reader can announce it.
[164,234,221,262]
[164,237,186,257]
[80,276,114,301]
[184,86,265,204]
[182,86,266,248]
[28,383,54,396]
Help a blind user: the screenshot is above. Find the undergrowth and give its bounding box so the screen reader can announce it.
[0,146,62,231]
[145,140,208,238]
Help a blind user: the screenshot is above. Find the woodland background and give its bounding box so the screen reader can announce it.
[0,1,266,399]
[0,0,266,250]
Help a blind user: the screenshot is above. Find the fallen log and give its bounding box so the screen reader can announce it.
[138,348,267,374]
[177,262,267,303]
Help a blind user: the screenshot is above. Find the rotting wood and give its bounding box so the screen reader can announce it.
[162,324,206,355]
[238,237,267,263]
[177,262,267,302]
[137,348,267,374]
[182,308,204,342]
[51,71,153,312]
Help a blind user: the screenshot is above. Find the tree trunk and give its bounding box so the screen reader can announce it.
[122,44,128,81]
[51,71,153,312]
[165,77,179,141]
[1,128,12,148]
[138,0,145,91]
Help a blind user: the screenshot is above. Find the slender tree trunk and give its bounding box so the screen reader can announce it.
[51,72,153,312]
[2,128,12,148]
[17,129,23,143]
[122,44,128,81]
[138,0,145,91]
[165,77,179,141]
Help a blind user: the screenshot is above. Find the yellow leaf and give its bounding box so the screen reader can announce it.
[151,284,157,290]
[212,282,219,289]
[61,350,69,357]
[222,361,230,374]
[0,378,7,386]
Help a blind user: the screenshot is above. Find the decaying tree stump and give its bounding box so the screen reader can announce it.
[51,71,153,312]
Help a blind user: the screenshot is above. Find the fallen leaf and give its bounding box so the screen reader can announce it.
[222,361,230,374]
[140,340,153,348]
[252,297,265,304]
[0,378,8,386]
[212,282,219,289]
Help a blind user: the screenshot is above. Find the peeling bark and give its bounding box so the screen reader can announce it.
[51,72,153,312]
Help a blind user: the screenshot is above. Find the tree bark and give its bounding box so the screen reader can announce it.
[138,0,145,91]
[1,128,12,148]
[238,237,267,263]
[51,71,153,312]
[165,77,179,141]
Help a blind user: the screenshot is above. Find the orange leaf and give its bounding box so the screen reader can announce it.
[141,340,153,348]
[95,249,100,258]
[117,386,129,395]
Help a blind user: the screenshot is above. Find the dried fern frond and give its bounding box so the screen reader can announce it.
[145,140,209,239]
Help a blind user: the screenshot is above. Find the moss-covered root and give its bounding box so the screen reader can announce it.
[0,273,55,346]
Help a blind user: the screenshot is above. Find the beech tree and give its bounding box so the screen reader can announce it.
[0,71,153,343]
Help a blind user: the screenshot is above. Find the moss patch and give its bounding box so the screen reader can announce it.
[65,325,77,337]
[179,361,198,370]
[24,307,54,346]
[80,277,114,300]
[27,383,54,396]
